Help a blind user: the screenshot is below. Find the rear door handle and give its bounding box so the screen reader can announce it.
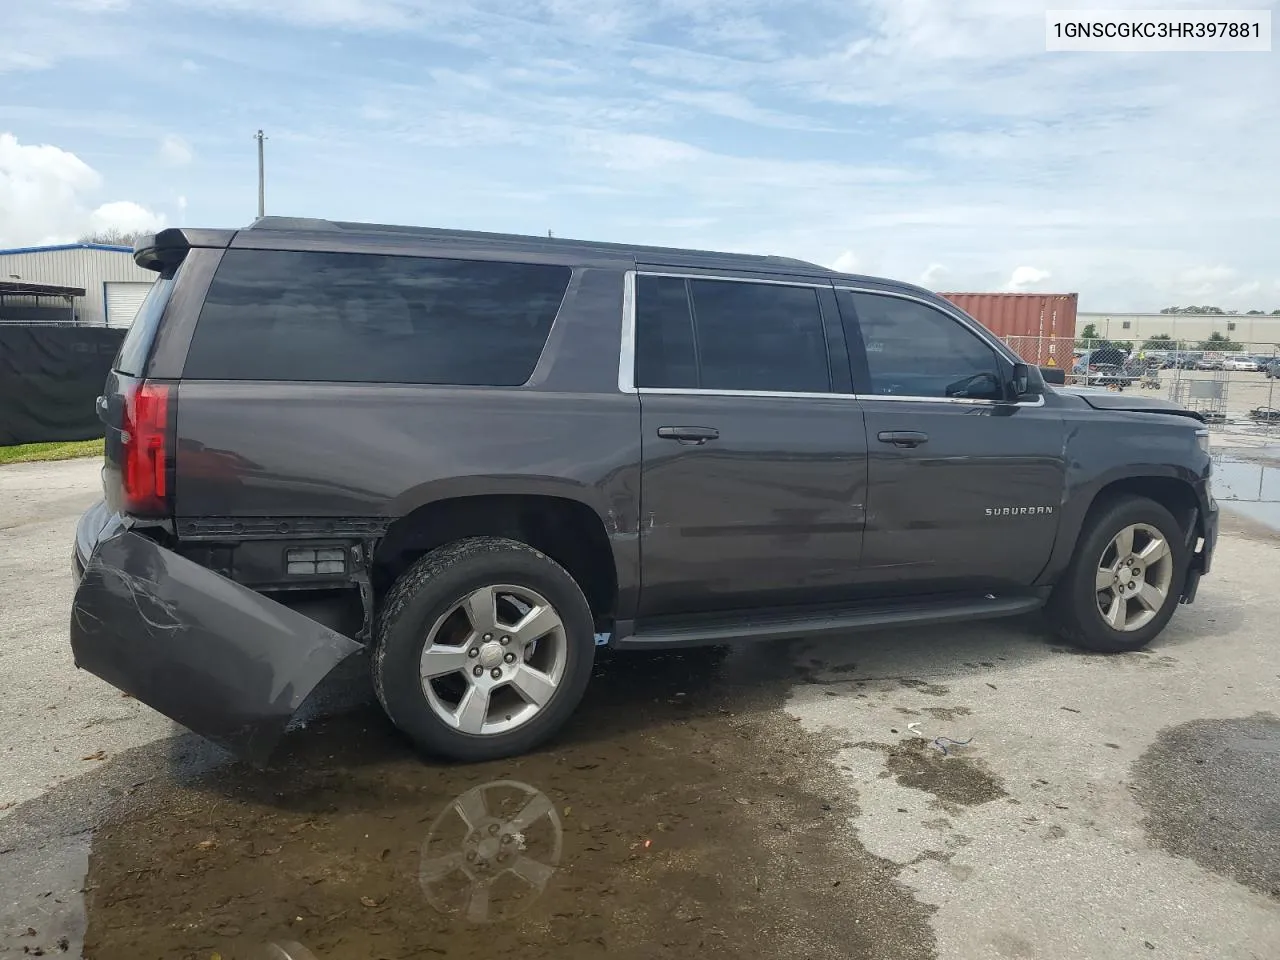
[657,426,720,445]
[877,430,929,448]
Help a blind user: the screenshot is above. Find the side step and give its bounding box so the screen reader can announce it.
[614,594,1046,650]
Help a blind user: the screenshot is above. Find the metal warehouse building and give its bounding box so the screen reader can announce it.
[1077,311,1280,346]
[0,243,156,327]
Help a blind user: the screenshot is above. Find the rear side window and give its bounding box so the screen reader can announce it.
[184,250,570,385]
[634,275,831,393]
[114,271,177,377]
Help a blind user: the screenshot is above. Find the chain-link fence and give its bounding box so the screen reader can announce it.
[1003,335,1280,436]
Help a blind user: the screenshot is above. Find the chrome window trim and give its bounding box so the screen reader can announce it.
[636,387,1046,407]
[619,269,637,393]
[619,269,1045,407]
[638,387,848,401]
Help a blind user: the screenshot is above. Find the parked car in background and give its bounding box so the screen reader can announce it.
[1265,359,1280,379]
[1223,356,1260,372]
[1168,352,1202,369]
[1196,354,1225,370]
[1073,346,1134,388]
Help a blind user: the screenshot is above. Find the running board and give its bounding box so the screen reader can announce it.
[614,594,1046,650]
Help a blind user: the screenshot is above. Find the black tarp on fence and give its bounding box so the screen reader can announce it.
[0,325,125,445]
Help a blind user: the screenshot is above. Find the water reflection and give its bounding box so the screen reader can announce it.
[418,780,563,924]
[1212,454,1280,531]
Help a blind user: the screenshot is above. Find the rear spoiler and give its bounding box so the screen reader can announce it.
[133,227,236,273]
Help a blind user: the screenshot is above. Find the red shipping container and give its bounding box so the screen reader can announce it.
[939,292,1079,368]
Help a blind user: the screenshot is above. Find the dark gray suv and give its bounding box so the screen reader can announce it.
[70,218,1218,764]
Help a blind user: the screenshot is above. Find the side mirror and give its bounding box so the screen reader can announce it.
[1039,365,1066,385]
[1011,362,1045,400]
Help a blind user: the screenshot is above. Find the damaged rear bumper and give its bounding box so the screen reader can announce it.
[70,506,362,765]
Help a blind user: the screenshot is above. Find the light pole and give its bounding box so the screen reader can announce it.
[254,130,267,218]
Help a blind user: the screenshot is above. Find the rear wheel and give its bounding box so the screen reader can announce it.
[1049,496,1188,653]
[373,537,596,761]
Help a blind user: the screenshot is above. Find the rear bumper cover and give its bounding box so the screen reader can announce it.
[70,505,361,765]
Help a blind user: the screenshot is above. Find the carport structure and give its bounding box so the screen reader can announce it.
[0,280,86,325]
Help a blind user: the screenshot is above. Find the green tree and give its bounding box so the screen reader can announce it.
[1197,331,1242,352]
[1076,323,1100,348]
[1141,334,1174,350]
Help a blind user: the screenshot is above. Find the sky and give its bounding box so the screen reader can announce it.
[1,0,1277,311]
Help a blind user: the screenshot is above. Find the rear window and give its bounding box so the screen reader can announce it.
[183,250,570,385]
[114,271,177,377]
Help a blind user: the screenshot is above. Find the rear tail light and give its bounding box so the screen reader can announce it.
[122,381,171,515]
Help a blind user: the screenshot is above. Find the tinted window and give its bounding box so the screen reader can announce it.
[114,271,176,377]
[184,250,570,385]
[851,293,1003,399]
[635,276,698,388]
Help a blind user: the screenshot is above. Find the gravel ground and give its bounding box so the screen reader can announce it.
[0,458,1277,960]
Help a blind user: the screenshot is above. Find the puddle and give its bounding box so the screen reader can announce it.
[7,646,938,960]
[1212,456,1280,531]
[1132,713,1280,899]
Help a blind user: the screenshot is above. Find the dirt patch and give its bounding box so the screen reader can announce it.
[920,707,972,722]
[896,680,949,697]
[79,646,938,960]
[856,739,1006,811]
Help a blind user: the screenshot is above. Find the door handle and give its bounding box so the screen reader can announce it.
[877,430,929,448]
[657,426,720,445]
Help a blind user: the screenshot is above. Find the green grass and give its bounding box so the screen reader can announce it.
[0,438,104,465]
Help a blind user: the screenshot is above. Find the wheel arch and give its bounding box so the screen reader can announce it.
[372,492,620,627]
[1040,466,1205,588]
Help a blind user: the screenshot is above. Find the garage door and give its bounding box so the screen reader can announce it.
[104,281,154,328]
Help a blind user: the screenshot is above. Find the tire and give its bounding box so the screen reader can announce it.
[1048,496,1189,653]
[373,536,597,761]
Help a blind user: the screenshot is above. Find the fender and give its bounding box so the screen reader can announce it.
[1037,462,1209,587]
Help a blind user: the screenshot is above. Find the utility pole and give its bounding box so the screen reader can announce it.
[254,129,267,218]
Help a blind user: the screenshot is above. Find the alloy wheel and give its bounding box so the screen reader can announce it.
[1094,523,1174,632]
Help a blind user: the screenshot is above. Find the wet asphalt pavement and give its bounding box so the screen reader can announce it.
[2,459,1279,960]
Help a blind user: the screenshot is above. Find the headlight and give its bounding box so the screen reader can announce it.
[1195,428,1210,456]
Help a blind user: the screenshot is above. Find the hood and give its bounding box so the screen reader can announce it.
[1057,386,1204,421]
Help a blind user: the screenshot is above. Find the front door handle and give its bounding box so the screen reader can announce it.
[658,425,720,445]
[877,430,929,448]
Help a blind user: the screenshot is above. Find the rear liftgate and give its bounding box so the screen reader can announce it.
[70,530,362,766]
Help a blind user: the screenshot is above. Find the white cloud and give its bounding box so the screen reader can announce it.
[1004,266,1052,292]
[88,201,166,235]
[180,58,201,73]
[831,251,859,274]
[159,134,193,166]
[59,0,131,10]
[0,51,51,72]
[920,263,949,289]
[0,133,162,246]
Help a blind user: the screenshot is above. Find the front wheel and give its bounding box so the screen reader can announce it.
[373,537,597,761]
[1048,496,1189,653]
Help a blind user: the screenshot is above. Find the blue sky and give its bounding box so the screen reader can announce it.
[2,0,1277,310]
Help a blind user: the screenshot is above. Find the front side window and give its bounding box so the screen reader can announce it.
[851,293,1003,400]
[634,275,831,393]
[185,250,570,385]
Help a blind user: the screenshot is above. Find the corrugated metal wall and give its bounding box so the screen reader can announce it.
[940,292,1079,365]
[0,246,156,326]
